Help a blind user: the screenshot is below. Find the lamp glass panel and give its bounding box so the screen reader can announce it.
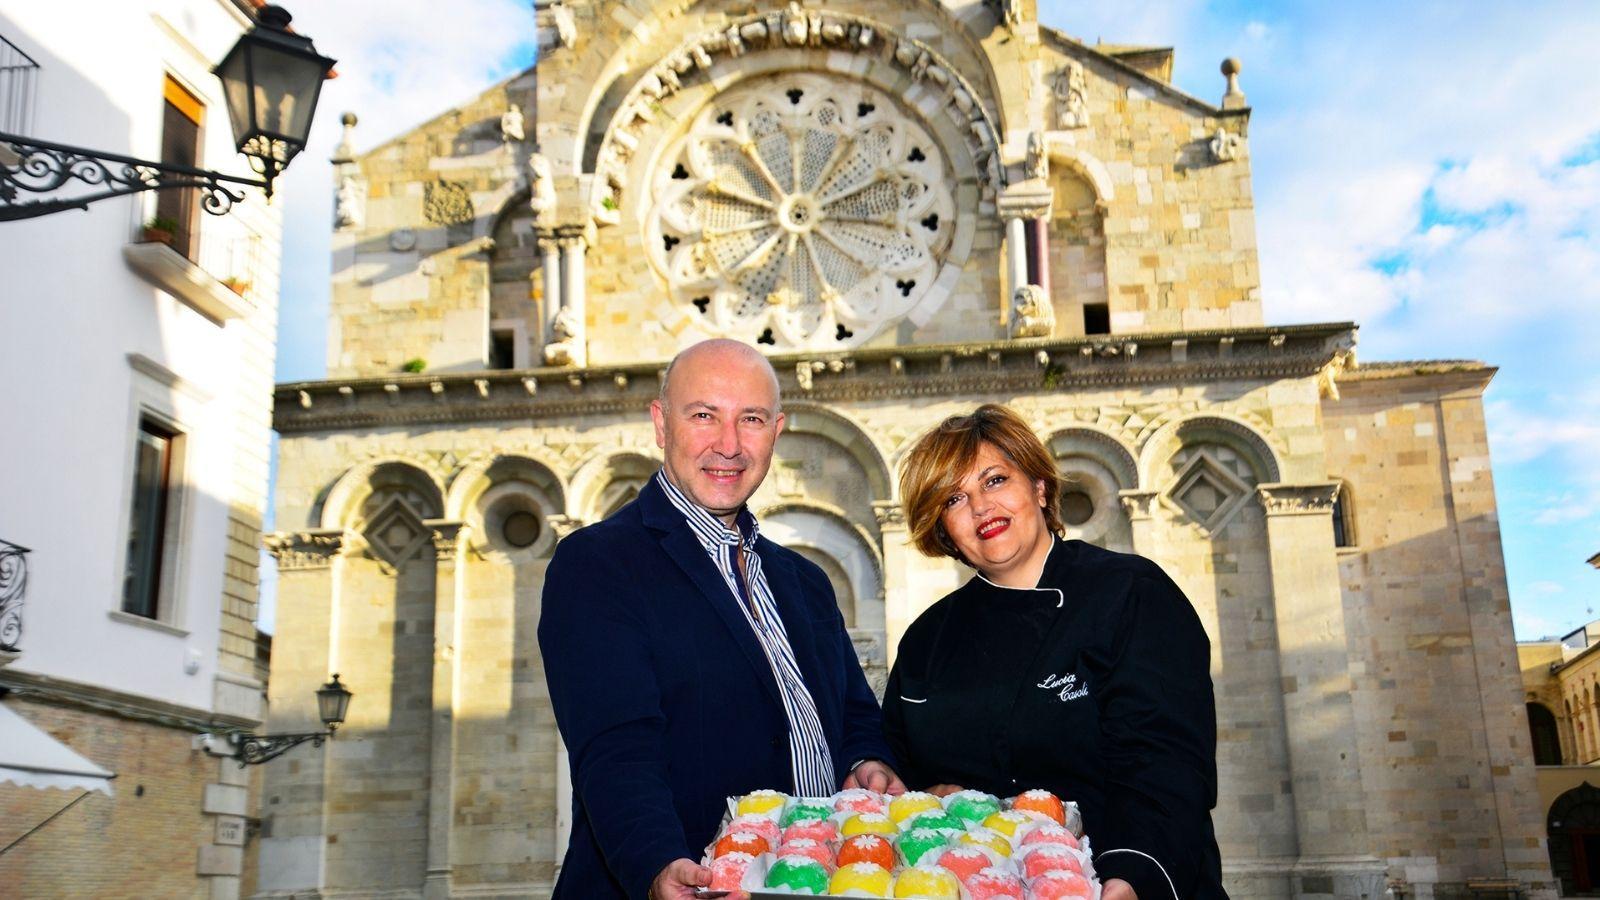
[249,43,324,145]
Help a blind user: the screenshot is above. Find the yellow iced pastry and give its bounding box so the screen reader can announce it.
[888,791,942,824]
[893,864,961,898]
[980,810,1034,839]
[841,811,898,837]
[958,827,1012,857]
[829,861,893,897]
[735,789,787,817]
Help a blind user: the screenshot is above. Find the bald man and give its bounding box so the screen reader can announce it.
[539,340,902,899]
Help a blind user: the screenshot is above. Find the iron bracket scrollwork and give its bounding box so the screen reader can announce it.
[230,730,331,767]
[0,539,29,654]
[0,132,271,222]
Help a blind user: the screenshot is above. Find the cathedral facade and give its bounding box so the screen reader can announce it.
[261,2,1554,897]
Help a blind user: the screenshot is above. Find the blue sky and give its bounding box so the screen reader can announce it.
[262,1,1600,637]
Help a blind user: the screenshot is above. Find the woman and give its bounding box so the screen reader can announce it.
[883,405,1227,900]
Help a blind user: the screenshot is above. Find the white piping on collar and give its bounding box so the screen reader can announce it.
[1096,848,1178,900]
[973,543,1064,607]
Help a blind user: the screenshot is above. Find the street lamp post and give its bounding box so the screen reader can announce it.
[200,674,353,767]
[0,5,334,221]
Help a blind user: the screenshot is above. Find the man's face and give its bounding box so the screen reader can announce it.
[651,346,785,524]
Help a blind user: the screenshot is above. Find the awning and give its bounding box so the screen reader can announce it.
[0,703,115,794]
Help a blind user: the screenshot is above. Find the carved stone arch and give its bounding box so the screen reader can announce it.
[451,455,567,563]
[1047,426,1139,490]
[780,403,894,502]
[319,458,446,530]
[569,450,663,522]
[1548,782,1600,895]
[1044,144,1116,208]
[1137,413,1284,489]
[588,8,1008,226]
[756,500,885,630]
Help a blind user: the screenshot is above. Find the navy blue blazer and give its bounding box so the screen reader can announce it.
[538,476,894,899]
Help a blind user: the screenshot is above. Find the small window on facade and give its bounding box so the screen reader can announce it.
[156,75,204,261]
[1083,302,1110,335]
[1528,702,1563,766]
[123,417,177,619]
[1332,482,1356,548]
[489,328,516,370]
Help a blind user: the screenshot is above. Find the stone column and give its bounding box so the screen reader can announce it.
[997,183,1054,337]
[1256,483,1387,897]
[1117,490,1161,558]
[1031,216,1051,298]
[423,521,468,900]
[873,502,914,668]
[1003,215,1028,304]
[258,530,355,897]
[539,236,562,340]
[554,231,588,367]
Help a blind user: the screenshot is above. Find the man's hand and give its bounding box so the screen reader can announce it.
[649,859,714,900]
[1101,878,1137,900]
[842,759,907,796]
[925,783,964,798]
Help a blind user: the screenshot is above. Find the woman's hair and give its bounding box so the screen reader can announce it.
[898,403,1064,563]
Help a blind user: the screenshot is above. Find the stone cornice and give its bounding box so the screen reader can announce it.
[274,323,1357,434]
[1337,360,1496,396]
[263,529,353,571]
[1256,482,1341,516]
[0,668,259,732]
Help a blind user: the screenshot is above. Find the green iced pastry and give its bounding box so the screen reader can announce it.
[898,826,950,866]
[765,855,830,895]
[944,790,1001,824]
[906,810,966,834]
[780,802,833,828]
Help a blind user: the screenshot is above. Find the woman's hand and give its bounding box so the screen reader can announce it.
[649,859,715,899]
[925,783,964,798]
[1101,878,1137,900]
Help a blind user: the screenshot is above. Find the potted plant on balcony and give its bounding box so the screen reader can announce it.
[141,216,179,245]
[221,277,251,296]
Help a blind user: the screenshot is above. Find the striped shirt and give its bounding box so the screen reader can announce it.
[655,471,836,797]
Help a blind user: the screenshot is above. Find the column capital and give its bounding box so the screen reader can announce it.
[425,520,471,562]
[263,530,354,571]
[872,501,908,532]
[1117,490,1162,521]
[996,182,1054,221]
[546,515,587,540]
[1256,482,1341,517]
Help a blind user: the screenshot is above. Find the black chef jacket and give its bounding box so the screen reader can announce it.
[883,537,1228,900]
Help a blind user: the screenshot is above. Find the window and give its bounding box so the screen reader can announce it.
[122,417,178,619]
[1528,703,1563,766]
[1083,302,1110,335]
[489,328,516,370]
[156,75,204,261]
[0,35,40,134]
[1331,481,1356,548]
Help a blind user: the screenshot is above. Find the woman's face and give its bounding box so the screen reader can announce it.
[938,441,1051,578]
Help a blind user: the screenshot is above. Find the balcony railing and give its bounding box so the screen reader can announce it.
[0,35,39,136]
[0,538,28,654]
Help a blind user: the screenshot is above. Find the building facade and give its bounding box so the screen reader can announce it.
[263,1,1553,897]
[0,1,282,897]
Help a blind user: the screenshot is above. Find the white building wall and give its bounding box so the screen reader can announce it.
[0,0,281,718]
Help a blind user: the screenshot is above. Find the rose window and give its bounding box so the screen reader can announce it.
[648,73,955,350]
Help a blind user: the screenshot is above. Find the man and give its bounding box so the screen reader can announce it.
[539,339,903,899]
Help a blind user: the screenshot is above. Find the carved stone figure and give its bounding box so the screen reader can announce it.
[1011,284,1054,338]
[1210,127,1243,162]
[528,153,556,221]
[334,175,363,230]
[544,304,579,366]
[1026,131,1049,182]
[500,104,525,143]
[1053,61,1089,129]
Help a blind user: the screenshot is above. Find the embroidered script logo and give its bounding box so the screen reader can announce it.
[1037,672,1090,703]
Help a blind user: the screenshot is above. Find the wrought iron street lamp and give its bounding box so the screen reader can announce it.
[0,5,334,221]
[200,674,353,767]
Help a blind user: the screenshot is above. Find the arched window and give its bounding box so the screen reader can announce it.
[1331,481,1356,548]
[1528,702,1562,766]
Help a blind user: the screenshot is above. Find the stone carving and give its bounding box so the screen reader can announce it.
[591,7,1006,222]
[1256,482,1340,516]
[544,305,579,366]
[1053,61,1089,129]
[1210,128,1243,163]
[649,72,953,351]
[330,112,358,163]
[986,0,1023,28]
[528,154,556,221]
[334,175,363,230]
[500,104,524,143]
[1026,131,1049,181]
[1220,57,1246,109]
[424,180,475,226]
[1011,284,1054,338]
[545,515,586,540]
[430,522,468,562]
[263,530,348,571]
[537,3,576,52]
[871,501,906,530]
[389,228,417,252]
[1117,491,1161,522]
